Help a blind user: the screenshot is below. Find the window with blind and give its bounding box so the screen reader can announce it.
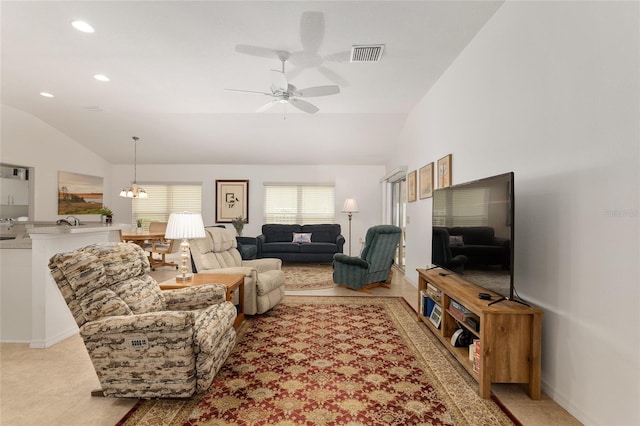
[263,184,335,224]
[132,184,202,223]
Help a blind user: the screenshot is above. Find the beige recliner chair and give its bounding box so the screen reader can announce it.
[48,242,236,398]
[190,226,285,315]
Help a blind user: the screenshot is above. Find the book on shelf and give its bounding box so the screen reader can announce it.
[420,290,437,317]
[447,305,476,323]
[450,299,472,315]
[426,283,441,302]
[448,300,480,329]
[472,339,481,373]
[419,290,428,316]
[447,305,465,322]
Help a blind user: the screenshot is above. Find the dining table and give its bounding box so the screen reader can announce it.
[120,231,166,247]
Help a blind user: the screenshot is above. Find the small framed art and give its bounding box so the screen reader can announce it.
[429,304,442,329]
[215,180,249,223]
[437,154,452,188]
[407,170,417,202]
[419,162,434,199]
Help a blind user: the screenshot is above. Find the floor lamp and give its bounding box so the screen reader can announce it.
[342,199,359,256]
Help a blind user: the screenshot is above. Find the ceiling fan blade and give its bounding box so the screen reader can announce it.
[270,70,288,92]
[318,66,350,88]
[225,88,272,96]
[285,66,304,82]
[235,44,278,59]
[300,11,324,53]
[297,85,340,97]
[324,50,351,63]
[288,98,319,114]
[256,100,279,112]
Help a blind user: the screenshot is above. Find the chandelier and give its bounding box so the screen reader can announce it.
[119,136,148,198]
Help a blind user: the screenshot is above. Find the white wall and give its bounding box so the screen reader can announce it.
[389,2,639,425]
[0,105,113,222]
[110,163,384,246]
[5,3,639,422]
[1,105,385,243]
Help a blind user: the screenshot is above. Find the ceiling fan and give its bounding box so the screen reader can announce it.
[234,11,350,87]
[225,56,340,114]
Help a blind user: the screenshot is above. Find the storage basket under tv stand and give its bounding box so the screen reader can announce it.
[417,267,543,400]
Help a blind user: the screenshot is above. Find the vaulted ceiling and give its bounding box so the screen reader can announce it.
[1,1,503,165]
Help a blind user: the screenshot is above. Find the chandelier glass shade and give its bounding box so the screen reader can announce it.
[120,136,148,199]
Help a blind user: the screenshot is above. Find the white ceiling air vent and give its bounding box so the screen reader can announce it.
[350,44,385,62]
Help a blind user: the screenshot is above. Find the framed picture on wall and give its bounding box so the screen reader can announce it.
[407,170,417,202]
[437,154,452,188]
[419,162,434,199]
[215,180,249,223]
[57,171,104,215]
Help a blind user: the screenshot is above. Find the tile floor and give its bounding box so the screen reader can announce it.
[0,264,581,426]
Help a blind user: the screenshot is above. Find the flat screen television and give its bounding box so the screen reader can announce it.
[431,172,515,300]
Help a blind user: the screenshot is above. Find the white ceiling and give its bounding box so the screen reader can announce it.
[1,1,503,166]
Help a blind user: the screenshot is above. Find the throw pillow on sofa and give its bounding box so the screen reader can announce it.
[292,232,312,243]
[449,235,464,247]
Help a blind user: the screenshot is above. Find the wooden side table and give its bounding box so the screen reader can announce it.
[159,273,245,328]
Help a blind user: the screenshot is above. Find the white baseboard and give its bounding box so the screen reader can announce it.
[30,328,78,349]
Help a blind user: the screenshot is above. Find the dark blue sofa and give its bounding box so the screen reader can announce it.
[257,224,345,262]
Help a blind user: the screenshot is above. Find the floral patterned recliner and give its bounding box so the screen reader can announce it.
[48,242,237,398]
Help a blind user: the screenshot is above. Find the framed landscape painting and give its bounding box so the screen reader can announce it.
[57,171,104,214]
[215,180,249,223]
[419,162,434,199]
[407,170,417,202]
[437,154,452,188]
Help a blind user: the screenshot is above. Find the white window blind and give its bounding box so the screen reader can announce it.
[132,184,202,223]
[263,184,335,224]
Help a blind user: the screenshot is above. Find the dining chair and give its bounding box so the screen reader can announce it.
[147,221,178,270]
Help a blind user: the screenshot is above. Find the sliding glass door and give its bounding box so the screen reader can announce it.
[391,178,407,272]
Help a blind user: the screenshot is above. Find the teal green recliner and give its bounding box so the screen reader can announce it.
[332,225,402,291]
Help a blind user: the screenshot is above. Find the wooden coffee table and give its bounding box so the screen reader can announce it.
[159,273,245,328]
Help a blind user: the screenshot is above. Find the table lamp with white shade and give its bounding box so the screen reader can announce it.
[164,212,206,281]
[342,198,359,256]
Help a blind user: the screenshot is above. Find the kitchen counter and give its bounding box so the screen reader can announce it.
[1,223,129,347]
[0,222,128,249]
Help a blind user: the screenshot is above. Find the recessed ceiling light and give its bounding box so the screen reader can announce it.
[72,21,95,33]
[40,92,55,98]
[93,74,110,82]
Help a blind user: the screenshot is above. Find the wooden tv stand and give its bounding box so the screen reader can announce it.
[417,268,543,399]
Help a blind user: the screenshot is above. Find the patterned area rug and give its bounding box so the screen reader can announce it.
[118,297,513,426]
[282,263,336,291]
